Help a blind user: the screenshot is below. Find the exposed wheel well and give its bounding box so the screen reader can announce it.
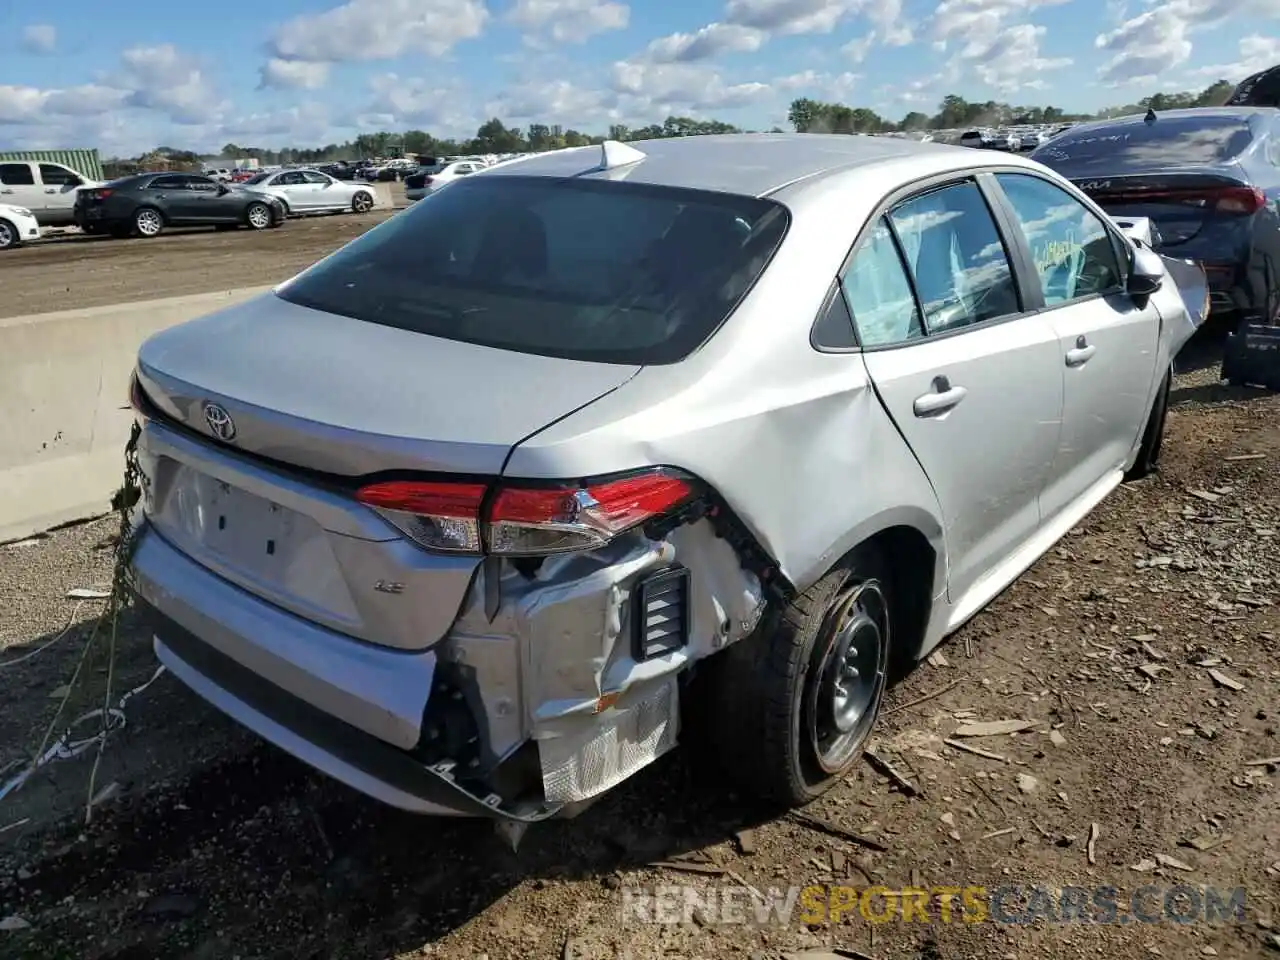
[859,525,936,672]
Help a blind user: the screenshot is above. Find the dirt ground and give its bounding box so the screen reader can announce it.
[0,205,400,319]
[0,349,1278,960]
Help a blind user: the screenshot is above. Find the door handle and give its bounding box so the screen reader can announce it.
[913,375,968,417]
[44,188,57,194]
[0,189,13,194]
[1065,335,1096,367]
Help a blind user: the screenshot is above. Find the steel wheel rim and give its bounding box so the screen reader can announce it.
[0,222,12,247]
[806,580,889,774]
[248,205,270,228]
[137,211,161,235]
[354,193,371,212]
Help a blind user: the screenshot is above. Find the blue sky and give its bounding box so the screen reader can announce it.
[1,0,1274,156]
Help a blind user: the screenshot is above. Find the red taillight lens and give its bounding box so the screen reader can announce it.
[355,480,487,552]
[1090,185,1264,215]
[489,473,695,555]
[1214,186,1265,214]
[128,371,151,417]
[354,470,696,556]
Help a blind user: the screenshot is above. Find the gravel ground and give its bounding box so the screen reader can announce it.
[0,344,1277,960]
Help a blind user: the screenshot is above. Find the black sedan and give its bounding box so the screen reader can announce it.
[1031,107,1280,327]
[74,172,287,238]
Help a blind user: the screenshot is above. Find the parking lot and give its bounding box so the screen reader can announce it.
[1,183,1278,959]
[0,208,398,318]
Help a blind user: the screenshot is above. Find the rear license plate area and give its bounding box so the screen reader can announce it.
[154,461,320,585]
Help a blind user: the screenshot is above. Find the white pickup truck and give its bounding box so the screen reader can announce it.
[0,160,100,227]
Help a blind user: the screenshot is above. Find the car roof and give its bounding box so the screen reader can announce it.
[478,132,968,197]
[1061,106,1279,136]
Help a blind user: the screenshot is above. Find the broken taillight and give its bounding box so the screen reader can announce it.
[354,470,697,556]
[128,370,151,418]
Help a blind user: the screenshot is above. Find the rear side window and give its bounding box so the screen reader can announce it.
[39,164,81,186]
[887,181,1021,334]
[276,176,790,365]
[0,163,34,186]
[841,218,923,347]
[995,174,1124,305]
[1033,116,1256,172]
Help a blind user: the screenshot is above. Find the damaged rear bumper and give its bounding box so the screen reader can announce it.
[130,514,765,820]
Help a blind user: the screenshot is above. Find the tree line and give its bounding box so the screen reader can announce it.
[787,81,1236,134]
[120,81,1238,167]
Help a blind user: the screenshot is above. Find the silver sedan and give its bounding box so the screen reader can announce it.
[127,134,1207,831]
[240,168,376,216]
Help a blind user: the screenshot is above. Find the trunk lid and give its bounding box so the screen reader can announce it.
[137,291,641,477]
[135,292,640,650]
[1070,169,1257,248]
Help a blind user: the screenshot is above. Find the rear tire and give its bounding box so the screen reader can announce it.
[351,191,373,213]
[694,546,893,806]
[1124,366,1171,482]
[0,218,18,250]
[133,207,164,238]
[245,203,272,230]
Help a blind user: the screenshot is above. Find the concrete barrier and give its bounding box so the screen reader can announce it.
[0,286,274,543]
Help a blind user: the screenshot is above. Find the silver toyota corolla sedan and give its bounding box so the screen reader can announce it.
[126,134,1208,830]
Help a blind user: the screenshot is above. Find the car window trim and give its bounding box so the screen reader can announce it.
[829,171,1032,353]
[809,279,861,352]
[983,168,1131,316]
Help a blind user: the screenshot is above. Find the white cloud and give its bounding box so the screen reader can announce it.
[724,0,867,35]
[643,23,766,62]
[217,102,334,144]
[118,44,227,124]
[486,79,619,122]
[973,24,1072,91]
[1094,7,1193,84]
[931,0,1069,53]
[270,0,488,62]
[0,86,48,124]
[362,73,480,135]
[260,58,331,90]
[927,0,1071,92]
[841,34,874,62]
[775,69,861,101]
[507,0,630,43]
[610,60,773,111]
[868,0,913,46]
[1094,0,1280,86]
[1187,34,1280,83]
[20,24,57,54]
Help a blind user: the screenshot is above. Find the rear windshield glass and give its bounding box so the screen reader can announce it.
[244,172,271,184]
[1032,116,1256,171]
[275,176,790,365]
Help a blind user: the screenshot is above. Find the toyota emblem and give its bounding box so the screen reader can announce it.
[202,401,236,442]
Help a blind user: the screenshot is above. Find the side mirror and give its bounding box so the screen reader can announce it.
[217,184,230,195]
[1128,244,1164,298]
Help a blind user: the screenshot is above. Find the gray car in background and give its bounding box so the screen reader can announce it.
[125,134,1206,830]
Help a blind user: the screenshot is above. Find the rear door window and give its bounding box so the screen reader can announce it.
[39,164,82,186]
[887,181,1022,334]
[149,175,187,190]
[276,176,789,365]
[841,218,923,347]
[0,163,34,186]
